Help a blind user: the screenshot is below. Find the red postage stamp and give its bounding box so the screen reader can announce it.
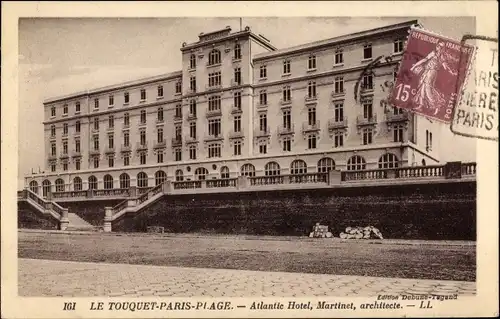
[389,28,475,123]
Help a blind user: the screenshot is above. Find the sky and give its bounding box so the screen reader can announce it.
[18,17,477,188]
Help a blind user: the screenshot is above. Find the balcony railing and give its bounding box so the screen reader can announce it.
[302,120,321,133]
[173,115,183,123]
[305,95,318,103]
[254,127,271,138]
[206,178,237,188]
[89,149,100,156]
[328,118,348,130]
[173,180,202,190]
[356,114,378,126]
[231,106,243,114]
[229,130,244,139]
[249,175,284,186]
[280,99,292,107]
[59,152,69,159]
[331,90,346,98]
[136,142,148,151]
[120,144,131,153]
[206,84,222,91]
[204,134,224,142]
[185,135,198,144]
[71,150,82,157]
[206,109,222,118]
[386,112,409,123]
[153,141,167,149]
[186,113,197,121]
[171,137,182,147]
[289,173,328,184]
[278,124,295,135]
[104,146,115,154]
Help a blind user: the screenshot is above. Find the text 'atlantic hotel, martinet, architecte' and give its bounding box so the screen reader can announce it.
[25,19,441,197]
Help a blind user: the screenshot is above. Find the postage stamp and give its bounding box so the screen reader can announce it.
[450,35,498,140]
[389,28,475,123]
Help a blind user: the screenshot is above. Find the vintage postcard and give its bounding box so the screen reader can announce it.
[1,1,498,318]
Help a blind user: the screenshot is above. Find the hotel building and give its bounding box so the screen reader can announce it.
[24,19,441,197]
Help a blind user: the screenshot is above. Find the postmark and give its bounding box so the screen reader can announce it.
[450,35,498,141]
[389,28,475,123]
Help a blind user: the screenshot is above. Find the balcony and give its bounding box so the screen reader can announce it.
[89,149,100,156]
[206,109,222,118]
[136,141,148,151]
[49,134,56,141]
[331,90,346,99]
[120,144,131,153]
[71,150,82,158]
[229,130,244,139]
[204,134,224,143]
[305,95,318,103]
[328,118,348,131]
[187,88,196,95]
[186,113,197,121]
[104,146,115,154]
[278,124,295,136]
[231,105,243,114]
[62,132,69,138]
[279,99,292,107]
[231,79,242,87]
[254,127,271,138]
[91,127,99,133]
[257,102,268,109]
[59,152,69,160]
[173,114,183,123]
[107,126,114,132]
[386,111,409,123]
[185,135,198,144]
[356,114,378,126]
[122,123,130,129]
[156,118,165,125]
[206,84,222,91]
[138,121,147,128]
[171,137,182,147]
[153,140,167,149]
[360,84,375,95]
[48,154,57,161]
[302,120,321,133]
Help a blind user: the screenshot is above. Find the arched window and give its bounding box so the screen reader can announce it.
[189,54,196,69]
[421,159,426,166]
[317,157,335,173]
[29,181,38,194]
[175,169,184,182]
[378,153,399,169]
[265,162,281,176]
[88,176,98,190]
[155,170,167,186]
[119,173,130,189]
[42,180,51,197]
[208,49,221,65]
[73,177,82,191]
[195,167,208,180]
[220,166,230,179]
[347,155,366,171]
[240,164,256,177]
[103,174,114,189]
[55,178,65,192]
[290,160,308,174]
[137,172,148,188]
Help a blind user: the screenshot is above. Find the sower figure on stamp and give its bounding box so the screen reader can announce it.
[410,41,459,115]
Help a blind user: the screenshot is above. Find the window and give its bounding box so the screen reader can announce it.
[334,132,344,147]
[157,85,164,97]
[93,156,99,168]
[190,54,196,69]
[208,119,221,136]
[379,153,399,169]
[308,134,317,149]
[75,102,81,113]
[155,170,167,186]
[233,140,242,156]
[108,115,114,129]
[334,76,344,94]
[174,148,182,161]
[93,135,99,150]
[157,127,164,143]
[124,113,130,126]
[362,74,373,90]
[124,92,130,104]
[308,55,316,70]
[189,145,197,160]
[140,110,147,124]
[208,49,221,65]
[119,173,130,189]
[259,91,267,105]
[426,130,433,151]
[140,152,147,165]
[108,134,114,149]
[362,128,373,145]
[335,49,343,65]
[259,114,267,131]
[208,95,221,111]
[42,180,52,197]
[363,44,372,59]
[282,86,291,102]
[308,107,316,125]
[282,136,292,152]
[290,160,307,174]
[140,89,146,101]
[220,166,230,179]
[234,43,241,59]
[259,142,267,154]
[75,159,81,171]
[157,151,164,163]
[240,164,255,177]
[175,81,182,94]
[422,159,426,166]
[175,104,183,118]
[123,155,130,166]
[347,155,366,171]
[55,179,65,192]
[265,162,280,176]
[93,117,99,130]
[62,141,68,154]
[103,175,113,189]
[307,81,316,98]
[234,67,241,85]
[393,124,404,142]
[208,143,221,158]
[88,176,98,190]
[195,167,208,180]
[94,98,99,110]
[109,95,114,106]
[75,140,81,153]
[283,60,291,74]
[282,110,291,129]
[260,65,267,79]
[51,106,56,117]
[50,164,56,172]
[233,115,241,133]
[234,91,241,109]
[137,172,148,188]
[50,125,56,137]
[189,100,196,116]
[140,130,146,145]
[208,71,222,87]
[190,76,196,92]
[175,125,182,139]
[73,177,82,191]
[123,132,130,146]
[29,181,39,194]
[51,143,56,156]
[75,121,81,133]
[63,123,68,135]
[108,156,114,168]
[175,170,184,182]
[394,39,404,53]
[318,158,335,173]
[63,162,68,171]
[363,100,373,119]
[157,107,164,122]
[63,104,68,115]
[334,102,344,122]
[189,122,197,139]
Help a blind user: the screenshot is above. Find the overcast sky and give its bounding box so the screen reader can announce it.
[18,17,476,188]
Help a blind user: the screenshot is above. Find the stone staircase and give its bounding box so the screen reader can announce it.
[66,212,99,231]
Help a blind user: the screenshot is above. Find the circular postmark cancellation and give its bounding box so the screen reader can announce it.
[451,35,498,141]
[389,27,475,124]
